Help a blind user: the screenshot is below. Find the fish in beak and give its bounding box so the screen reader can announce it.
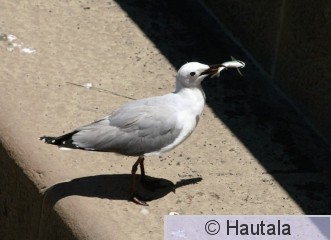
[201,57,245,78]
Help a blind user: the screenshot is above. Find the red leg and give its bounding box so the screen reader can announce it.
[139,157,146,180]
[130,156,148,206]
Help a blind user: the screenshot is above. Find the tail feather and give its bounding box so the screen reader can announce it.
[40,131,82,149]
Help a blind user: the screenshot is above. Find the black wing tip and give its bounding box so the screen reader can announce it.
[40,132,83,150]
[40,136,58,145]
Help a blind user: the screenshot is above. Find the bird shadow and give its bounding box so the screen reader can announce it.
[43,174,202,206]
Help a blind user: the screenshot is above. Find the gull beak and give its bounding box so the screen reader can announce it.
[201,64,225,76]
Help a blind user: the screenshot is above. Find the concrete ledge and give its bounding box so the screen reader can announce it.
[1,1,331,240]
[0,126,76,239]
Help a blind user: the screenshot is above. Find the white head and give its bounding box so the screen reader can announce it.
[175,62,222,90]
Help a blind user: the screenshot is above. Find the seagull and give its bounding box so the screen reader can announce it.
[40,60,245,205]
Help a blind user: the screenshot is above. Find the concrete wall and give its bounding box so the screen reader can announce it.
[0,145,76,240]
[203,0,331,143]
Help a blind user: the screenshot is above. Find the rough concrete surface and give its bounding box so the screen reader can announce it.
[0,1,331,240]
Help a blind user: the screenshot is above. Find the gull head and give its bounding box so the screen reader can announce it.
[176,62,225,89]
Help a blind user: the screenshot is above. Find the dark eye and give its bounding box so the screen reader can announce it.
[190,72,196,76]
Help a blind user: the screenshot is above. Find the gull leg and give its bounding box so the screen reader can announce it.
[130,156,148,206]
[139,157,146,180]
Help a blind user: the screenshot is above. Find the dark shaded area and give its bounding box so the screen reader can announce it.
[111,0,331,213]
[44,174,202,205]
[0,144,77,240]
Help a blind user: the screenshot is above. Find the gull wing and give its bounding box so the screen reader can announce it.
[72,98,182,156]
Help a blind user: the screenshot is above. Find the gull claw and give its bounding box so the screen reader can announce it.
[130,192,149,206]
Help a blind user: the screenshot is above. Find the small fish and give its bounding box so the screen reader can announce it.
[211,56,245,78]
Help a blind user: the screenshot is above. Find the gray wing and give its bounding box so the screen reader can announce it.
[71,98,182,156]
